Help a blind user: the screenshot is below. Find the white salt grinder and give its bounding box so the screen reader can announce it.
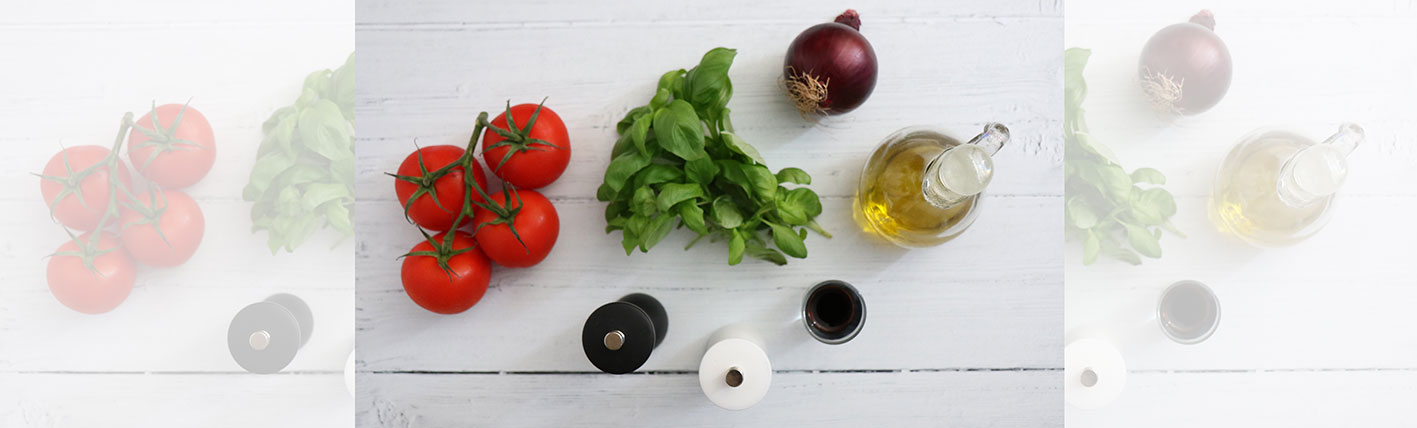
[1065,338,1127,409]
[699,323,772,410]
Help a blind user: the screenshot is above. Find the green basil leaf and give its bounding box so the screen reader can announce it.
[1128,188,1177,226]
[1094,164,1132,200]
[1064,48,1091,116]
[1138,187,1177,217]
[596,182,617,202]
[640,214,675,252]
[657,183,703,212]
[617,105,652,134]
[330,54,357,120]
[683,47,736,114]
[1124,223,1162,258]
[728,230,745,265]
[653,100,707,161]
[243,152,297,200]
[295,99,350,161]
[776,187,822,225]
[649,88,672,111]
[632,187,657,216]
[720,132,765,165]
[716,159,751,193]
[1066,197,1098,229]
[604,200,628,223]
[769,222,808,259]
[744,240,787,265]
[775,167,811,185]
[631,164,684,189]
[658,69,685,98]
[605,215,628,234]
[622,215,645,255]
[629,113,652,156]
[677,202,708,235]
[1109,246,1142,265]
[743,164,778,201]
[323,200,354,234]
[1131,167,1166,185]
[711,196,744,228]
[684,157,718,187]
[301,182,350,212]
[602,151,651,193]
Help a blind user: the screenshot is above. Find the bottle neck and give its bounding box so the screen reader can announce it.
[1275,123,1361,207]
[921,124,1008,209]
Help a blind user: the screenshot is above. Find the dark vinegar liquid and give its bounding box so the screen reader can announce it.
[1160,282,1218,342]
[812,289,853,331]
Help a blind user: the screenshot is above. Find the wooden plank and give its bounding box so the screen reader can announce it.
[1066,370,1417,427]
[1063,1,1417,425]
[0,373,353,427]
[0,24,352,203]
[352,19,1064,201]
[1066,195,1417,370]
[359,371,1060,428]
[5,0,351,25]
[1064,16,1417,198]
[356,0,1060,26]
[0,2,355,375]
[356,195,1061,371]
[0,286,352,372]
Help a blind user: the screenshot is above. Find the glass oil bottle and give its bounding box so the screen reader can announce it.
[853,123,1009,248]
[1209,123,1362,247]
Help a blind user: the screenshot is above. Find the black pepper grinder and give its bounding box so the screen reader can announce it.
[228,293,313,374]
[582,293,668,374]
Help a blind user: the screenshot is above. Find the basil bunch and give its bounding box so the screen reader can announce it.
[244,53,356,253]
[1064,48,1182,265]
[598,48,830,265]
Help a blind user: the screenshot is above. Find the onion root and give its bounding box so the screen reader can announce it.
[784,66,830,116]
[1140,67,1184,115]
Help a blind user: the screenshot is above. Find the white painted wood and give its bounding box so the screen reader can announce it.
[0,373,354,427]
[1066,370,1417,427]
[356,0,1063,425]
[0,0,354,426]
[0,3,355,370]
[359,371,1059,427]
[1064,0,1417,425]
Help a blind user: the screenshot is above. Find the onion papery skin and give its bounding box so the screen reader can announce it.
[783,12,878,116]
[1137,11,1232,116]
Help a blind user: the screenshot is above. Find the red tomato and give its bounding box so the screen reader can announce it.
[120,189,205,267]
[481,103,571,189]
[393,145,488,231]
[400,231,492,314]
[472,188,559,268]
[47,233,136,314]
[39,146,133,231]
[128,103,216,189]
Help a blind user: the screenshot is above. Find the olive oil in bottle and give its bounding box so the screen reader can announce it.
[853,123,1008,248]
[1209,124,1361,247]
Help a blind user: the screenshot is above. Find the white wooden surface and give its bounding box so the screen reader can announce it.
[1064,1,1417,426]
[0,1,354,426]
[355,1,1062,426]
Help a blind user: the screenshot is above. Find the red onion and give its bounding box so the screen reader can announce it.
[1138,10,1232,115]
[783,9,878,116]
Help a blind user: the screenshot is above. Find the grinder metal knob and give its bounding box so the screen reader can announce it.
[228,293,313,374]
[581,293,668,374]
